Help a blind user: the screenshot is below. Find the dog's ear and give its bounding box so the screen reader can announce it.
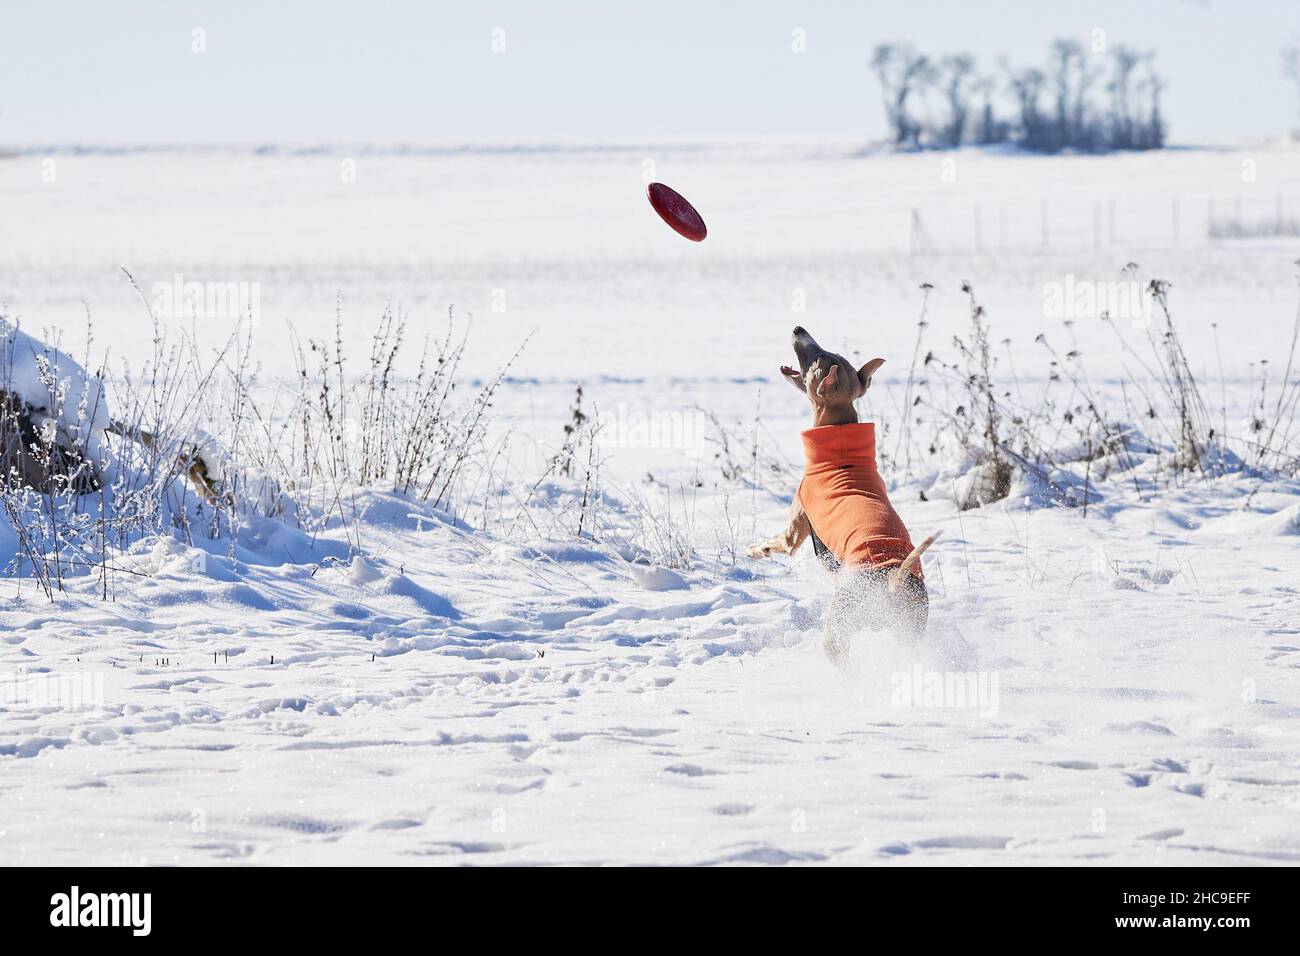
[857,357,886,393]
[780,365,805,392]
[816,363,840,398]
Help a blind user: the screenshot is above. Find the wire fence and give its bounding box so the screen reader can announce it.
[908,192,1300,254]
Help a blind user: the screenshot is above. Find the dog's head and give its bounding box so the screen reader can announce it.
[781,327,884,414]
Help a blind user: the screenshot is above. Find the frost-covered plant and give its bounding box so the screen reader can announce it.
[264,305,525,532]
[886,268,1299,512]
[0,275,526,598]
[623,481,697,571]
[0,318,113,595]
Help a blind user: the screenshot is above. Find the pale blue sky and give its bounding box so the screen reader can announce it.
[2,0,1298,144]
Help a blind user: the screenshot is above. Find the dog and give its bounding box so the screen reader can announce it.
[748,327,936,662]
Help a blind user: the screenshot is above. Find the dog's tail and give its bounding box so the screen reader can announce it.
[888,531,941,594]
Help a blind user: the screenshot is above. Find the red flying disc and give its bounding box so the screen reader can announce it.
[647,182,707,242]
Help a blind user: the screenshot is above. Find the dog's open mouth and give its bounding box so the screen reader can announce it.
[789,326,821,382]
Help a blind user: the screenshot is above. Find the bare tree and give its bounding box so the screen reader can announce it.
[937,54,977,147]
[1141,57,1167,149]
[1049,39,1081,150]
[1072,49,1102,151]
[1107,46,1142,149]
[970,74,1007,144]
[1007,65,1048,150]
[871,43,933,148]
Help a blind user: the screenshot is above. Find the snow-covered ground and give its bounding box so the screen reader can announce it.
[1,142,1299,865]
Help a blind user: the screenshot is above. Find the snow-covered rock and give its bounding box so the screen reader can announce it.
[1,318,110,463]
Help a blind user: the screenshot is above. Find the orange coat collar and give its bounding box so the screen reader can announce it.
[800,422,877,468]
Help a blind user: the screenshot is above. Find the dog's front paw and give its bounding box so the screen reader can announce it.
[746,541,773,560]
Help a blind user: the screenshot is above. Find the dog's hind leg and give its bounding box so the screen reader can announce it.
[894,574,930,640]
[822,580,855,666]
[822,622,851,667]
[823,608,851,665]
[824,568,930,661]
[887,532,940,595]
[822,570,888,666]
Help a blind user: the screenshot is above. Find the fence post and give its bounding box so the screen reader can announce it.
[909,208,934,255]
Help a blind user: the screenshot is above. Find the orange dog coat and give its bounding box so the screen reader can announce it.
[796,423,921,579]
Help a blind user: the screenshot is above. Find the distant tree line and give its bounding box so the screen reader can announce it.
[870,39,1166,153]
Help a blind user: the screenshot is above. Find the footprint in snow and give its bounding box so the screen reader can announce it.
[664,763,720,777]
